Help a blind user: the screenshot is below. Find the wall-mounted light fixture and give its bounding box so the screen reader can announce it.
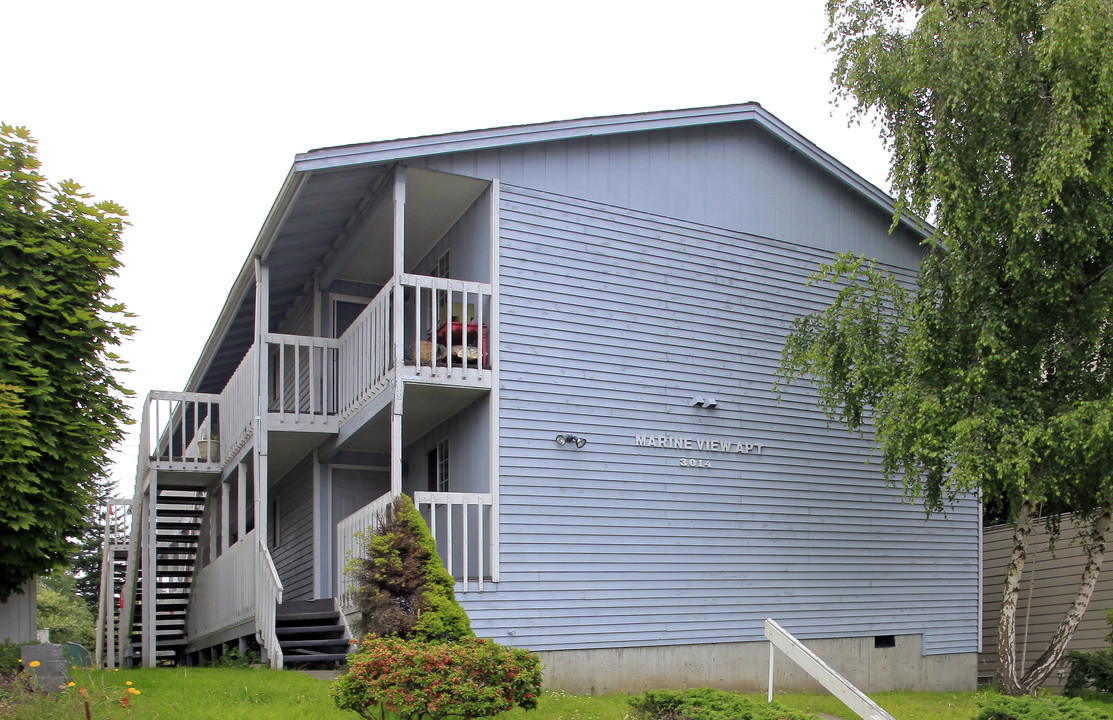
[555,434,588,448]
[691,396,718,408]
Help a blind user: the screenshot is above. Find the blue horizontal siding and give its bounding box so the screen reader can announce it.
[461,185,978,657]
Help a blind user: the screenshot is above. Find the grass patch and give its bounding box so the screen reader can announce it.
[2,667,352,720]
[6,668,1113,720]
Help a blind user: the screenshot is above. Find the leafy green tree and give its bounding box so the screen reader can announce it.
[349,494,474,642]
[37,573,95,648]
[0,124,132,602]
[777,0,1113,695]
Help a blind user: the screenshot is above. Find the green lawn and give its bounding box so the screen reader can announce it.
[5,668,1113,720]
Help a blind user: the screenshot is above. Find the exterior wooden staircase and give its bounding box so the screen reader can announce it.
[275,599,350,666]
[128,485,204,666]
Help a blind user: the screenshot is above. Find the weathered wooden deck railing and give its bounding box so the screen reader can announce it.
[265,333,339,425]
[140,391,222,475]
[338,279,395,421]
[414,491,495,592]
[219,344,256,461]
[401,274,492,381]
[336,491,395,611]
[186,530,257,640]
[257,539,284,669]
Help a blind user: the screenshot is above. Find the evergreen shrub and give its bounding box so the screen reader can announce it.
[332,635,542,720]
[974,694,1112,720]
[1065,610,1113,699]
[628,687,820,720]
[349,494,473,641]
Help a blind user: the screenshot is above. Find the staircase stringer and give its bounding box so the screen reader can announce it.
[116,489,147,664]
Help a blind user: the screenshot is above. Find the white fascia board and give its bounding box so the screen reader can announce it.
[294,104,765,172]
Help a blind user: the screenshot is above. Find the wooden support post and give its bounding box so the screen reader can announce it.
[237,460,247,542]
[220,479,230,554]
[208,488,217,564]
[488,179,501,583]
[142,473,157,668]
[390,167,406,498]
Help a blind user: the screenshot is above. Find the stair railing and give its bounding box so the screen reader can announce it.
[257,539,284,669]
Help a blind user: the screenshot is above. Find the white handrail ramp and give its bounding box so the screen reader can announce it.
[764,619,895,720]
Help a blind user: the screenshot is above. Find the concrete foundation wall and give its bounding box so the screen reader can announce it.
[537,635,976,694]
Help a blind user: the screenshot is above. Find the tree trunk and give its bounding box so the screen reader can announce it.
[1017,498,1112,693]
[996,499,1034,696]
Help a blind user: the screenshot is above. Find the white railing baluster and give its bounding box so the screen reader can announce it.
[477,503,484,592]
[461,499,469,590]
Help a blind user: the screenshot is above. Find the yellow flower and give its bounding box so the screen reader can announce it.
[29,660,40,668]
[67,682,76,687]
[128,688,141,695]
[114,668,119,672]
[16,659,21,664]
[125,681,132,686]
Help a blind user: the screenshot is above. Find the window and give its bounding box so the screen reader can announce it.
[431,250,450,279]
[427,438,449,493]
[431,251,450,325]
[269,498,281,548]
[332,296,371,338]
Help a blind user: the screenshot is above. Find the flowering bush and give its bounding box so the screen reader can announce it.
[332,636,542,720]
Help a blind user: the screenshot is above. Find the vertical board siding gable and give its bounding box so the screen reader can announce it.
[415,122,923,268]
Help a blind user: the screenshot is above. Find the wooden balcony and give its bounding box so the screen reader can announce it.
[138,391,223,480]
[138,273,493,478]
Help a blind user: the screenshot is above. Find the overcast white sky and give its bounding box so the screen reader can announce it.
[4,0,893,497]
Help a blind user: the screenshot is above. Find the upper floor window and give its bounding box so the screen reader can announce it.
[427,438,449,493]
[332,295,371,338]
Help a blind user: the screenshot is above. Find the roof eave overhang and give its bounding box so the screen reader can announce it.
[183,168,306,392]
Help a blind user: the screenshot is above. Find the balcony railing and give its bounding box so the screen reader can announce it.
[219,345,256,461]
[136,272,493,474]
[338,279,395,420]
[265,333,339,427]
[337,274,493,422]
[138,391,222,480]
[400,274,491,381]
[414,491,495,593]
[186,530,257,640]
[336,491,395,611]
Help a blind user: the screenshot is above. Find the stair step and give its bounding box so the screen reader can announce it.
[160,508,204,518]
[280,638,350,649]
[157,485,207,495]
[156,521,201,532]
[276,625,345,637]
[277,599,338,613]
[156,535,198,543]
[276,611,339,623]
[282,653,349,664]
